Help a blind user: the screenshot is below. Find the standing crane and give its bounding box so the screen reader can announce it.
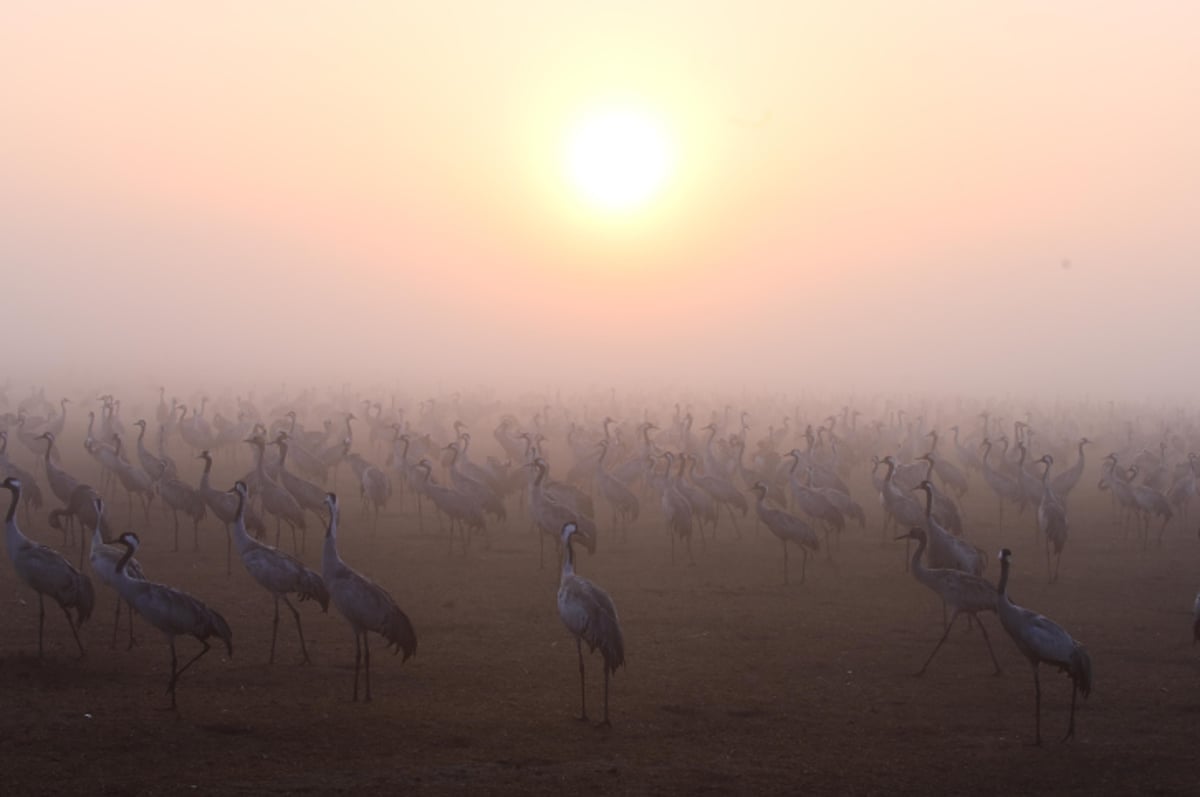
[197,450,267,575]
[895,527,1001,675]
[322,493,417,701]
[228,482,329,664]
[87,496,146,650]
[3,477,94,658]
[1036,455,1069,582]
[109,532,233,709]
[751,481,819,585]
[557,521,625,726]
[996,548,1092,745]
[245,435,307,553]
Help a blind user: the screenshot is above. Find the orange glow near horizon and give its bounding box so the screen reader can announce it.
[2,3,1199,394]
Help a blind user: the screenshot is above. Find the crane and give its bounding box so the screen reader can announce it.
[895,527,1001,675]
[228,482,329,664]
[3,477,94,658]
[110,531,233,709]
[750,481,819,585]
[996,548,1092,745]
[322,492,416,701]
[86,496,146,650]
[557,521,624,726]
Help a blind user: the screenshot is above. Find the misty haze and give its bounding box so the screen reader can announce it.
[2,3,1199,795]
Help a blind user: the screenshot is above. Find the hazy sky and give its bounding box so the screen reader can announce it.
[3,3,1198,398]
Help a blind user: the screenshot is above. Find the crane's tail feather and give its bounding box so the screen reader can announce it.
[1071,643,1092,698]
[299,570,331,612]
[383,608,418,662]
[75,573,96,625]
[207,608,234,657]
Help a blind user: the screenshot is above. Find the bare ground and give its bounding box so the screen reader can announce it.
[2,462,1199,795]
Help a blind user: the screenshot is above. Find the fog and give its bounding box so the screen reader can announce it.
[3,3,1199,399]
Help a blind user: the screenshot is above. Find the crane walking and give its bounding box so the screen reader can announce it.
[996,548,1092,744]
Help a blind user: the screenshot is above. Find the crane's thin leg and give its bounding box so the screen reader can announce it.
[37,593,45,659]
[363,632,372,702]
[575,637,588,722]
[976,617,1002,675]
[79,530,86,570]
[686,534,695,565]
[193,517,200,552]
[63,606,85,659]
[669,531,675,565]
[126,600,136,650]
[275,515,282,548]
[270,596,280,664]
[226,529,232,577]
[782,540,789,585]
[172,510,180,552]
[282,595,309,664]
[1063,680,1078,742]
[167,638,179,710]
[174,639,212,681]
[112,598,121,649]
[904,537,911,573]
[801,548,809,585]
[916,611,959,676]
[352,632,361,701]
[1032,664,1042,746]
[601,665,611,728]
[1053,549,1062,584]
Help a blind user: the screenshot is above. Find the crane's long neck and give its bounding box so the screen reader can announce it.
[199,455,213,489]
[921,487,933,518]
[137,423,147,446]
[115,542,136,577]
[997,557,1011,600]
[561,536,575,579]
[921,458,934,480]
[908,534,927,577]
[231,490,252,553]
[322,508,342,579]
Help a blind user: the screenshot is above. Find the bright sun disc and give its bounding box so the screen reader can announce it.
[564,107,673,213]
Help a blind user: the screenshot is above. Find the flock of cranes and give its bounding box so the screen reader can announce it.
[0,385,1197,743]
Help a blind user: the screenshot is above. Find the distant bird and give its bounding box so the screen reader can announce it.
[3,477,94,658]
[110,531,233,709]
[1036,456,1069,582]
[87,496,146,650]
[154,463,208,553]
[228,482,329,664]
[751,481,819,585]
[557,521,625,726]
[896,527,1001,676]
[322,492,416,701]
[996,548,1092,745]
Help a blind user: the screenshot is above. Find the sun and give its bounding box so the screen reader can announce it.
[564,105,674,213]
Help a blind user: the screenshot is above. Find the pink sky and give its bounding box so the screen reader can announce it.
[3,3,1198,397]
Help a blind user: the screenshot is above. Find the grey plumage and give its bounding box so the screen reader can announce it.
[557,522,624,725]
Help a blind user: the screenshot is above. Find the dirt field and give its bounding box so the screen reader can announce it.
[2,449,1199,795]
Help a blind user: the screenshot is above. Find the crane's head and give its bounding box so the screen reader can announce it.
[913,480,933,494]
[1080,437,1091,446]
[197,449,211,460]
[134,419,146,428]
[894,527,926,543]
[998,548,1013,565]
[751,481,768,498]
[116,532,141,552]
[2,476,21,493]
[1040,454,1053,466]
[230,481,249,498]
